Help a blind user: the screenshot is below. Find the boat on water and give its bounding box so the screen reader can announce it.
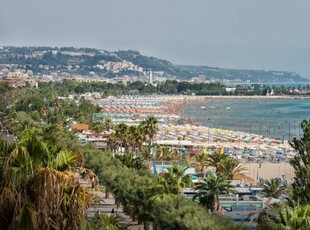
[225,106,231,110]
[209,106,215,109]
[201,106,206,110]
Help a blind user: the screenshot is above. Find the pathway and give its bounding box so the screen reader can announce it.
[79,175,145,229]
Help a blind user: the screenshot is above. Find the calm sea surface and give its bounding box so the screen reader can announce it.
[181,98,310,141]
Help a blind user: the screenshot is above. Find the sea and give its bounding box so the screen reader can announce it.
[181,98,310,141]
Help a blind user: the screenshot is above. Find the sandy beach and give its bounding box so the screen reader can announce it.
[242,162,294,183]
[93,95,298,183]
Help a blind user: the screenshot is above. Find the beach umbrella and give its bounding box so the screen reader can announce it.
[226,147,230,155]
[276,151,283,156]
[221,147,225,154]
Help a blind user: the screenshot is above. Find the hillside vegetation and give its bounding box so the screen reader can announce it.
[0,46,308,83]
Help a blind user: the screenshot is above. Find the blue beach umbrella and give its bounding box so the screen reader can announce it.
[276,151,283,156]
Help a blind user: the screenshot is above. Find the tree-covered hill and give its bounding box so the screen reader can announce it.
[115,50,190,78]
[178,65,309,84]
[0,46,308,83]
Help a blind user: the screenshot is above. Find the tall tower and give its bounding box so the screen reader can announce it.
[149,70,153,84]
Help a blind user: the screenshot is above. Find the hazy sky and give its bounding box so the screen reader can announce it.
[1,0,310,78]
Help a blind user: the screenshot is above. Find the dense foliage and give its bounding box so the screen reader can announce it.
[290,120,310,205]
[36,80,310,97]
[82,149,247,230]
[1,83,310,229]
[0,127,91,229]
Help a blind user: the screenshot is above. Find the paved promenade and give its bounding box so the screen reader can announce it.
[79,176,146,229]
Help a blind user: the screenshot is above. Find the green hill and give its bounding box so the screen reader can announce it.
[0,46,308,83]
[178,65,309,83]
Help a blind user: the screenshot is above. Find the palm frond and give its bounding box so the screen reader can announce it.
[3,146,34,187]
[49,149,83,171]
[17,201,38,230]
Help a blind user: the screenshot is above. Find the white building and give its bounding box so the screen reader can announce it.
[149,71,153,84]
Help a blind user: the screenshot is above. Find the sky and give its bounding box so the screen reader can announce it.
[1,0,310,78]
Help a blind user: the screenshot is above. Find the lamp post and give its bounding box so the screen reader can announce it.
[288,122,291,142]
[299,121,301,140]
[249,121,252,138]
[208,118,211,144]
[259,122,262,154]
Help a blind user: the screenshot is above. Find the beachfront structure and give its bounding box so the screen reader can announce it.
[182,185,265,223]
[77,133,109,144]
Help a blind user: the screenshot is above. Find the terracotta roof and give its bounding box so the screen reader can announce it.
[73,124,89,131]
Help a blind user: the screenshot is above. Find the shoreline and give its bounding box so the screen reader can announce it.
[93,95,297,181]
[165,94,310,118]
[197,95,310,99]
[179,95,308,141]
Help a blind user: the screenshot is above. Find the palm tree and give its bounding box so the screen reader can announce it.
[114,123,130,152]
[0,128,91,229]
[248,178,287,225]
[103,118,113,131]
[0,137,15,177]
[206,152,229,173]
[107,123,129,153]
[164,149,181,163]
[127,125,139,153]
[140,117,159,145]
[195,153,208,177]
[88,213,123,230]
[90,121,105,133]
[39,124,61,145]
[107,133,121,152]
[262,178,286,199]
[156,146,170,161]
[161,164,193,194]
[257,205,310,230]
[193,174,235,212]
[135,125,147,154]
[217,157,253,183]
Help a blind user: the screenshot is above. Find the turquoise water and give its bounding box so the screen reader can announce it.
[181,98,310,141]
